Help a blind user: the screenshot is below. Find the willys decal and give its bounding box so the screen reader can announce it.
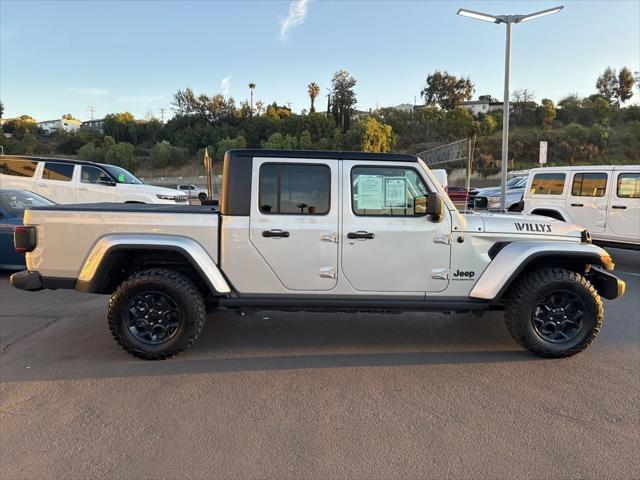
[514,222,552,233]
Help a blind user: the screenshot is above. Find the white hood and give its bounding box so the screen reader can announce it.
[462,212,584,238]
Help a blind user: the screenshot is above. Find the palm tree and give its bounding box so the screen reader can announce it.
[248,83,256,114]
[307,82,320,113]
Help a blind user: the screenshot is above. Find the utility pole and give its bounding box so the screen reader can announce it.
[89,106,95,120]
[159,108,165,123]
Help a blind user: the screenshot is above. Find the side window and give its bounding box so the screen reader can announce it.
[351,166,429,217]
[42,162,74,182]
[0,158,38,177]
[571,173,607,197]
[81,166,110,184]
[259,163,330,215]
[530,173,566,195]
[617,173,640,198]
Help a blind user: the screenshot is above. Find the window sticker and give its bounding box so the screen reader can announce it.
[356,175,383,210]
[118,173,126,183]
[384,177,406,207]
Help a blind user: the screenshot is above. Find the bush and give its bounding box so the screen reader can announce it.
[564,123,589,143]
[77,143,105,162]
[105,142,135,170]
[150,143,189,168]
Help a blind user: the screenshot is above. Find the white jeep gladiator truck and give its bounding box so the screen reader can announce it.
[11,149,625,360]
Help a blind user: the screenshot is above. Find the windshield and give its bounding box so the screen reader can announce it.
[506,176,524,188]
[0,190,54,216]
[101,165,143,184]
[514,176,529,187]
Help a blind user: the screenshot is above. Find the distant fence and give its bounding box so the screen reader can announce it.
[138,174,223,196]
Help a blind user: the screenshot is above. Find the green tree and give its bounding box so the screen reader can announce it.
[564,123,589,143]
[78,143,106,162]
[478,94,498,103]
[105,142,135,170]
[248,83,256,114]
[588,124,610,149]
[617,67,635,105]
[262,132,297,149]
[151,143,189,168]
[216,135,247,159]
[540,99,556,129]
[360,117,394,152]
[596,67,617,103]
[421,70,474,109]
[330,70,357,132]
[481,114,498,134]
[299,130,313,149]
[307,82,320,113]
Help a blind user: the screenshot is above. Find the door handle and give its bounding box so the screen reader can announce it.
[347,231,375,240]
[262,229,290,238]
[78,187,87,191]
[570,203,583,207]
[611,205,627,209]
[37,184,48,187]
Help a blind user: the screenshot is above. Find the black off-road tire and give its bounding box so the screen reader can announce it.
[108,268,206,360]
[504,267,603,358]
[198,192,207,202]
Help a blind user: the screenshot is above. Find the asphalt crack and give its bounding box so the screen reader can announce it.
[1,306,103,354]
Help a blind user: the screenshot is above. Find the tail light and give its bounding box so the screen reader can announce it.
[14,226,37,253]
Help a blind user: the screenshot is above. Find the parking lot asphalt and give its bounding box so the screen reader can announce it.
[1,249,638,479]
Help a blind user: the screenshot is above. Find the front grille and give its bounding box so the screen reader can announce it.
[467,191,478,209]
[474,196,488,209]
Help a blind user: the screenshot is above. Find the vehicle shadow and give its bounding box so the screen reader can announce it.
[1,310,542,383]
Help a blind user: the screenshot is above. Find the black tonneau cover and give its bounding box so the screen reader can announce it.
[31,203,219,214]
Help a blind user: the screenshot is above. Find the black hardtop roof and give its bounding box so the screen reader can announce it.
[226,149,418,162]
[1,154,101,167]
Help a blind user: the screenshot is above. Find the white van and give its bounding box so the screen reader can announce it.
[523,165,639,247]
[0,156,188,204]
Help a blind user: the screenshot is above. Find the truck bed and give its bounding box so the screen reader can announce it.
[24,204,219,280]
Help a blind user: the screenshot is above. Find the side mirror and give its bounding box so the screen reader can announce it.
[98,178,116,186]
[426,192,443,222]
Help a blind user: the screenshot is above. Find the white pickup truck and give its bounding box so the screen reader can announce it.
[11,149,625,360]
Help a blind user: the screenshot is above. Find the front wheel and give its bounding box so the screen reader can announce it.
[198,192,207,202]
[504,267,603,358]
[108,268,206,360]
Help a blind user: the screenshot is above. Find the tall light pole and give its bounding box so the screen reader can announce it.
[457,5,564,212]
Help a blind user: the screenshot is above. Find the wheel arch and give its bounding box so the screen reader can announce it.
[75,234,230,296]
[470,241,613,302]
[530,208,567,221]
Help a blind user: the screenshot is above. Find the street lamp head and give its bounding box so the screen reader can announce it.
[457,8,502,24]
[517,5,564,23]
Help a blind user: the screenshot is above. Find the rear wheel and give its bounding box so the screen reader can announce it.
[198,192,207,202]
[504,267,603,358]
[108,268,206,360]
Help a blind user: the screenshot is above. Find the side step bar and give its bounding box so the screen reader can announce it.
[216,296,494,313]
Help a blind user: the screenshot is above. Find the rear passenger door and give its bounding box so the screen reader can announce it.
[567,171,609,232]
[36,162,76,204]
[249,158,339,291]
[607,171,640,242]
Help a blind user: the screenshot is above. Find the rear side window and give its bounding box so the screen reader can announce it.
[530,173,565,195]
[259,163,330,215]
[42,162,74,182]
[571,173,607,197]
[0,158,38,177]
[617,173,640,198]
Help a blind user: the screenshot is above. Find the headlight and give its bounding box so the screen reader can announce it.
[488,197,501,205]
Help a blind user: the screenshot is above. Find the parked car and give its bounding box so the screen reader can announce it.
[0,155,189,205]
[175,184,208,202]
[471,176,528,211]
[12,149,624,360]
[444,185,470,203]
[0,189,54,269]
[523,165,639,248]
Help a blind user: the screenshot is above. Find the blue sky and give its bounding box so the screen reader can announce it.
[1,0,638,122]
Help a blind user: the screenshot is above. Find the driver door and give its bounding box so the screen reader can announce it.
[76,165,118,203]
[341,160,451,293]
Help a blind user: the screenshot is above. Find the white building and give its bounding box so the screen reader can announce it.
[37,118,81,134]
[459,100,504,116]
